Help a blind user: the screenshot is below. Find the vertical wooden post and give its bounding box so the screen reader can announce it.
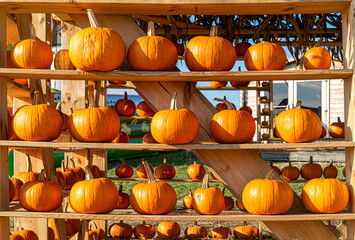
[0,9,10,239]
[342,2,355,240]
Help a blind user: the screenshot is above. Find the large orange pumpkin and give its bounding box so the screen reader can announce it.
[185,223,207,238]
[109,222,133,239]
[12,230,39,240]
[134,221,155,239]
[323,160,338,179]
[54,49,76,70]
[128,21,177,70]
[136,101,155,117]
[11,39,53,69]
[275,101,322,143]
[244,42,286,70]
[300,156,322,180]
[304,47,331,69]
[302,178,349,213]
[187,161,206,180]
[185,26,236,71]
[183,190,194,209]
[210,97,255,143]
[151,92,199,144]
[211,227,231,239]
[281,158,300,181]
[329,117,345,138]
[130,160,177,214]
[19,169,63,211]
[142,133,158,144]
[136,159,154,179]
[234,224,259,239]
[12,154,39,183]
[10,177,23,201]
[117,185,130,209]
[157,221,181,238]
[13,104,62,141]
[155,155,176,179]
[69,167,119,213]
[114,91,136,116]
[242,171,294,214]
[115,159,134,178]
[193,173,225,215]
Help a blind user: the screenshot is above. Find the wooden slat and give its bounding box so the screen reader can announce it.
[0,68,352,82]
[7,79,30,98]
[108,177,220,182]
[0,1,350,15]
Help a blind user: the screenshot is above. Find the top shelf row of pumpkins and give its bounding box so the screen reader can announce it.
[9,10,332,73]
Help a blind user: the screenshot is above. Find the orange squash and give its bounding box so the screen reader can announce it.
[137,159,154,179]
[117,185,130,209]
[300,156,322,180]
[136,101,155,117]
[56,159,79,190]
[185,223,207,238]
[223,187,234,210]
[210,81,227,87]
[12,229,39,240]
[235,42,252,56]
[269,162,281,176]
[157,221,181,238]
[304,47,331,69]
[114,92,136,116]
[187,161,206,180]
[240,105,253,115]
[10,233,25,240]
[215,96,236,112]
[9,177,23,201]
[281,158,300,181]
[134,221,155,239]
[54,49,76,70]
[236,200,246,211]
[68,157,85,181]
[115,159,134,178]
[323,160,338,179]
[211,227,232,239]
[234,224,259,239]
[183,190,194,209]
[329,117,345,138]
[155,155,176,179]
[89,221,106,240]
[142,133,158,144]
[109,221,133,239]
[112,131,129,143]
[12,154,39,183]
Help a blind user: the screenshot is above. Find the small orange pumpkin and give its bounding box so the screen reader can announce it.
[329,117,345,138]
[235,42,252,56]
[68,157,85,181]
[211,227,231,239]
[9,177,23,201]
[210,81,227,87]
[234,224,259,239]
[12,229,39,240]
[320,126,327,138]
[54,49,76,70]
[56,159,79,190]
[89,221,106,240]
[187,161,206,180]
[236,200,246,211]
[240,105,253,115]
[215,96,236,112]
[109,221,133,239]
[155,155,176,179]
[10,233,25,240]
[136,101,155,117]
[114,91,136,116]
[12,154,39,183]
[183,190,194,209]
[9,178,15,202]
[109,80,127,85]
[157,221,181,238]
[300,156,322,180]
[223,187,234,210]
[323,160,338,179]
[137,159,154,179]
[304,47,331,69]
[117,185,130,209]
[91,165,101,178]
[115,159,134,178]
[56,102,69,131]
[269,162,281,176]
[185,223,207,238]
[281,158,300,181]
[112,131,129,143]
[134,221,155,239]
[142,133,158,144]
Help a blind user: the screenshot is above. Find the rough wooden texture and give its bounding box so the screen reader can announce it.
[342,2,355,240]
[6,15,20,44]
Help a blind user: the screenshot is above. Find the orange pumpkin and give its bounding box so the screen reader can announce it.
[13,79,28,86]
[187,161,206,180]
[185,26,236,71]
[275,101,322,143]
[130,160,177,214]
[185,223,207,238]
[242,171,294,214]
[329,117,345,138]
[91,165,101,178]
[9,178,15,202]
[69,25,125,71]
[128,21,177,70]
[109,221,133,239]
[211,227,232,239]
[10,233,25,240]
[112,131,129,143]
[142,133,158,144]
[11,39,53,69]
[12,154,39,183]
[231,80,250,87]
[137,159,154,179]
[223,187,234,210]
[300,156,322,180]
[216,96,236,112]
[244,42,286,70]
[136,101,155,117]
[210,81,227,87]
[48,218,81,238]
[69,167,119,213]
[269,162,281,176]
[183,190,194,209]
[19,169,63,211]
[193,173,225,215]
[68,157,85,181]
[320,126,327,138]
[151,92,199,144]
[281,159,300,181]
[134,221,155,239]
[114,92,136,116]
[89,221,106,240]
[155,155,176,179]
[117,185,130,209]
[210,98,255,143]
[109,80,127,85]
[323,160,338,179]
[234,224,259,239]
[235,42,252,56]
[54,49,76,70]
[12,230,39,240]
[56,102,69,131]
[115,159,134,178]
[304,47,331,69]
[56,160,79,190]
[9,178,23,201]
[157,221,181,238]
[302,178,349,213]
[236,200,246,211]
[7,109,15,140]
[13,104,62,141]
[240,105,253,115]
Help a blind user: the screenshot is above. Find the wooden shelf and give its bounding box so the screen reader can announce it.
[119,116,152,120]
[108,177,220,182]
[7,79,30,98]
[197,86,269,91]
[105,84,135,89]
[0,0,349,15]
[0,69,352,82]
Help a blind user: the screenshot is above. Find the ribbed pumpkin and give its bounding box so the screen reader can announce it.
[302,178,349,213]
[117,185,130,209]
[300,156,322,180]
[215,96,236,112]
[155,155,176,179]
[136,159,154,179]
[210,97,255,143]
[11,39,53,69]
[235,42,252,56]
[128,21,177,70]
[323,160,338,179]
[329,117,345,138]
[234,224,259,239]
[114,92,136,116]
[12,154,39,183]
[242,171,294,215]
[69,87,120,142]
[68,158,85,181]
[115,159,134,178]
[185,26,236,71]
[89,221,106,240]
[281,158,300,181]
[320,126,327,138]
[244,42,286,70]
[157,221,181,238]
[130,160,177,214]
[185,223,207,238]
[137,101,155,117]
[10,233,25,240]
[56,159,79,190]
[269,162,281,176]
[10,177,23,201]
[236,200,246,211]
[275,101,322,143]
[19,169,63,211]
[211,227,232,239]
[304,47,331,69]
[183,190,194,209]
[187,161,206,180]
[210,81,227,87]
[151,92,199,144]
[54,49,76,70]
[134,221,156,239]
[13,104,62,141]
[9,178,15,202]
[109,222,133,239]
[12,229,39,240]
[193,173,225,215]
[69,166,119,213]
[223,187,234,210]
[112,131,129,143]
[68,11,125,71]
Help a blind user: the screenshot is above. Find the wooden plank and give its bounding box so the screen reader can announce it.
[7,79,30,98]
[108,177,220,182]
[6,14,20,44]
[37,218,48,240]
[342,2,355,240]
[15,13,31,40]
[0,1,350,15]
[0,68,352,82]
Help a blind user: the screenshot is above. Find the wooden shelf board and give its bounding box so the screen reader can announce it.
[108,177,220,182]
[119,116,153,120]
[197,86,267,91]
[0,1,349,15]
[105,84,135,89]
[7,79,30,98]
[0,69,352,82]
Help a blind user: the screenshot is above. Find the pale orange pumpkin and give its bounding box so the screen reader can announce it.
[187,161,206,180]
[329,117,345,138]
[304,47,331,69]
[114,92,136,116]
[136,101,155,117]
[54,49,76,70]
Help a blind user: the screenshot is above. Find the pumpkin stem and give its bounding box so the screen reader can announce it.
[88,221,98,231]
[70,157,76,168]
[193,221,198,226]
[124,91,128,100]
[265,170,276,180]
[338,117,342,123]
[329,160,334,166]
[121,159,126,165]
[214,97,236,110]
[243,221,248,226]
[88,86,95,108]
[223,96,226,100]
[201,172,210,189]
[119,184,123,193]
[147,21,155,37]
[69,108,74,115]
[87,9,99,28]
[296,100,302,108]
[56,102,62,110]
[85,165,94,180]
[238,66,241,71]
[64,202,68,213]
[188,189,192,197]
[209,26,218,37]
[222,187,226,195]
[287,157,292,166]
[193,161,197,165]
[38,169,46,181]
[143,221,146,225]
[309,156,313,163]
[61,160,66,172]
[162,155,167,165]
[143,159,156,183]
[25,154,33,173]
[170,92,178,110]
